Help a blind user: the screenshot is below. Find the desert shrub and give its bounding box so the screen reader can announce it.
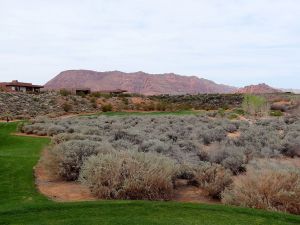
[142,102,156,111]
[206,111,217,117]
[59,89,72,96]
[234,125,283,159]
[281,135,300,157]
[191,163,232,199]
[177,163,198,180]
[89,97,98,108]
[47,140,112,181]
[243,95,269,116]
[102,104,113,112]
[217,108,226,117]
[201,127,227,145]
[139,139,170,153]
[227,113,239,120]
[113,129,142,145]
[270,110,283,117]
[51,133,102,145]
[222,160,300,214]
[23,123,48,135]
[16,121,27,133]
[198,150,209,161]
[223,123,238,133]
[208,145,246,174]
[233,108,245,115]
[47,125,66,136]
[174,103,193,111]
[79,150,177,200]
[62,102,73,112]
[23,114,300,181]
[155,102,167,111]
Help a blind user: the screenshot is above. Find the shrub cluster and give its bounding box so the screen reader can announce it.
[46,140,112,180]
[80,150,177,200]
[222,160,300,214]
[25,115,300,167]
[24,114,300,209]
[191,163,232,199]
[151,94,244,110]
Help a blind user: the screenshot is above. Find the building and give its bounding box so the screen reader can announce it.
[75,88,91,95]
[99,89,127,95]
[1,80,44,93]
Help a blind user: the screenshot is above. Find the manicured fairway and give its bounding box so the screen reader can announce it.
[0,122,299,225]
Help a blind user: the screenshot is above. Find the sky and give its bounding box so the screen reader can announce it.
[0,0,299,88]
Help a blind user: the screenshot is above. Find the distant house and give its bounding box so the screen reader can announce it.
[75,88,91,95]
[1,80,44,93]
[99,89,127,95]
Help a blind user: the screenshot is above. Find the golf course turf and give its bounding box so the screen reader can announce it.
[0,122,299,225]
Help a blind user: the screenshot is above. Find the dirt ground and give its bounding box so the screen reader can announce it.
[13,133,49,138]
[173,179,220,204]
[35,152,96,202]
[227,131,241,139]
[0,120,22,123]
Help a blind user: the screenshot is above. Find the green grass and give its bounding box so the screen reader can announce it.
[0,122,299,225]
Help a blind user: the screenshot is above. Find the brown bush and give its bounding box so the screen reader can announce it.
[191,163,233,199]
[222,161,300,214]
[101,103,113,112]
[79,150,178,200]
[62,102,73,112]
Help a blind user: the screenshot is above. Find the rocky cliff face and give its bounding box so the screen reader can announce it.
[236,83,281,94]
[44,70,236,95]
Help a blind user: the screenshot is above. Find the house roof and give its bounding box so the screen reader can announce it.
[5,81,43,88]
[0,82,9,90]
[100,89,127,93]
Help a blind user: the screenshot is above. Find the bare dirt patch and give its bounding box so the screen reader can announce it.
[227,131,241,139]
[13,133,49,138]
[0,120,22,123]
[131,97,145,104]
[35,150,96,202]
[174,179,220,204]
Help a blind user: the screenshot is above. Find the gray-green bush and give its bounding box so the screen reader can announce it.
[46,140,113,180]
[79,150,178,200]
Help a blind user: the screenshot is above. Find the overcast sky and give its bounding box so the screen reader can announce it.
[0,0,299,88]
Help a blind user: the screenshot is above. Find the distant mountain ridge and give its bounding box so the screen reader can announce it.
[236,83,281,94]
[44,70,237,95]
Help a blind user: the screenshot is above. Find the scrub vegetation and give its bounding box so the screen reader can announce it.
[2,122,300,224]
[22,113,300,214]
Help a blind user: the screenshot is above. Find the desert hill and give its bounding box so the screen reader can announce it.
[236,83,281,94]
[44,70,237,95]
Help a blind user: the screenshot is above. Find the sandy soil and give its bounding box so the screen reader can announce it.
[0,120,22,123]
[174,179,219,204]
[227,131,241,139]
[130,97,146,104]
[34,153,96,202]
[12,132,49,138]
